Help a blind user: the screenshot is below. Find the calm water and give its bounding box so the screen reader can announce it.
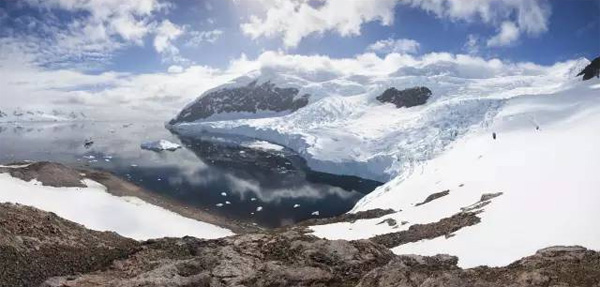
[0,122,381,227]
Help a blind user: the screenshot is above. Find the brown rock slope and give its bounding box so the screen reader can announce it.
[0,203,138,287]
[0,203,597,287]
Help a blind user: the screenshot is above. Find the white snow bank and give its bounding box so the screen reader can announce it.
[310,80,600,267]
[141,139,181,152]
[0,174,233,240]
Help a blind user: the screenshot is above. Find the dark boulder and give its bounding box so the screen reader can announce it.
[577,56,600,81]
[376,86,432,108]
[170,80,310,124]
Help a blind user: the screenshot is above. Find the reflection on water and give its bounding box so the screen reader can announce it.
[0,122,382,227]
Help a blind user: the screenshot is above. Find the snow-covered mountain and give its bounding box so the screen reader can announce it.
[169,55,599,267]
[0,109,87,122]
[169,56,591,182]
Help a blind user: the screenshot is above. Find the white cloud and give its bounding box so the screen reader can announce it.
[2,38,578,122]
[368,38,421,54]
[240,0,397,48]
[487,21,520,47]
[239,0,551,49]
[185,29,224,47]
[167,65,184,73]
[400,0,550,47]
[153,20,184,62]
[463,34,481,55]
[1,0,176,68]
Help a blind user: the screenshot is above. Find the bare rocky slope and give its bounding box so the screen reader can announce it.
[0,203,598,287]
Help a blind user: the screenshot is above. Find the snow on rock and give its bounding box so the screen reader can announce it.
[140,139,181,152]
[0,173,233,240]
[170,80,310,123]
[309,79,600,268]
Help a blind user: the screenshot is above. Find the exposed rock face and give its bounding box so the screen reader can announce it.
[44,230,395,287]
[376,86,432,108]
[297,208,396,226]
[415,189,450,206]
[170,80,310,124]
[0,203,138,287]
[0,203,598,287]
[370,212,481,248]
[358,246,600,287]
[577,56,600,80]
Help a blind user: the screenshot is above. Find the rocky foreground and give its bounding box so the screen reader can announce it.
[0,202,598,287]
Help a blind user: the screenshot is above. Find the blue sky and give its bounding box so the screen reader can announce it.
[0,0,598,118]
[1,0,598,73]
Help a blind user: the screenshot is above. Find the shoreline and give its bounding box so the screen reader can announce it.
[0,161,260,235]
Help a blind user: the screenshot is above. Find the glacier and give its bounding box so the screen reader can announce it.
[170,55,589,182]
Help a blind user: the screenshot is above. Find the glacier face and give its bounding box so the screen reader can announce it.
[170,56,589,182]
[310,79,600,267]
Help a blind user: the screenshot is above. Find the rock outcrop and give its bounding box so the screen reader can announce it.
[170,80,310,124]
[376,86,432,108]
[0,202,597,287]
[0,203,138,287]
[358,246,600,287]
[577,56,600,80]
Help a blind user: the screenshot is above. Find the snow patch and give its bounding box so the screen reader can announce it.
[0,174,233,240]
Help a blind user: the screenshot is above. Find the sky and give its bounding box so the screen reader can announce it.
[0,0,598,120]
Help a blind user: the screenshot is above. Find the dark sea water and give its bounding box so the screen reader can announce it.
[0,122,381,227]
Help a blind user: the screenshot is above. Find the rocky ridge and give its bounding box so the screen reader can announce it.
[578,56,600,80]
[170,80,310,124]
[0,202,597,286]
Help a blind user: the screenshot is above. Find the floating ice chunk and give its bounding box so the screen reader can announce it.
[215,203,224,207]
[311,211,320,216]
[250,197,257,201]
[244,140,285,152]
[225,201,231,205]
[140,140,181,152]
[221,192,227,196]
[256,206,263,212]
[293,204,300,208]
